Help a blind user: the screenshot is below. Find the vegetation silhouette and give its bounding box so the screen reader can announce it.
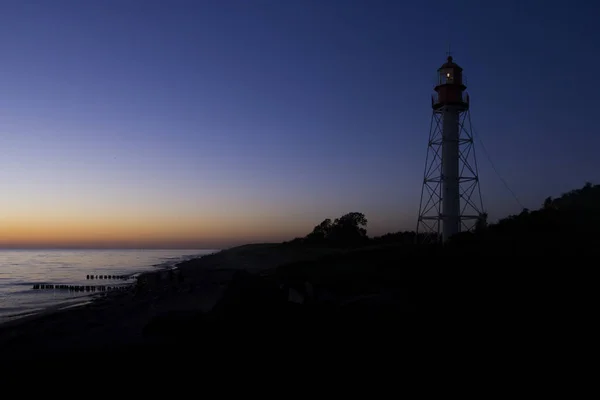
[284,182,600,256]
[272,182,600,306]
[444,181,600,255]
[303,212,370,247]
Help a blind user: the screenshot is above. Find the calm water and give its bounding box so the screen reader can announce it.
[0,249,217,323]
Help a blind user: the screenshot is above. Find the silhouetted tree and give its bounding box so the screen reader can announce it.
[329,212,368,246]
[306,218,333,242]
[303,212,369,247]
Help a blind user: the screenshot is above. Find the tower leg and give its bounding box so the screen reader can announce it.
[441,107,460,241]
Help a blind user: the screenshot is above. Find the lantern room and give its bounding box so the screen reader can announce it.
[432,56,468,110]
[437,56,463,85]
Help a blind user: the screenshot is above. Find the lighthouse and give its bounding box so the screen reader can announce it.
[417,55,485,242]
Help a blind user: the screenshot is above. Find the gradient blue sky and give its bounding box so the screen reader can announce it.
[0,0,598,248]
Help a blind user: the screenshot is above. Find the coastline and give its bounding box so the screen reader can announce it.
[0,249,214,326]
[0,243,335,358]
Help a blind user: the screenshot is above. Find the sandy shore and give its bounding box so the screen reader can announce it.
[0,243,342,359]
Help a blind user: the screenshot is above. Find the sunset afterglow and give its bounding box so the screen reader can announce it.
[0,1,598,248]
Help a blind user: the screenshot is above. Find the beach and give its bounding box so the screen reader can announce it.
[2,243,411,360]
[0,249,214,323]
[0,246,246,358]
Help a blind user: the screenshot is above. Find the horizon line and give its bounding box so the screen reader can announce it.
[0,247,222,251]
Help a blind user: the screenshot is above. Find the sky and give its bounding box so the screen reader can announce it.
[0,0,598,248]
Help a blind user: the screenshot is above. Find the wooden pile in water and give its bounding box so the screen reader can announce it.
[31,283,132,292]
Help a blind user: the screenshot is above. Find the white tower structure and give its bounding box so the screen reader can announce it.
[417,55,485,242]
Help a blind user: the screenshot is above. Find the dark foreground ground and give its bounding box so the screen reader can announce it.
[0,243,416,362]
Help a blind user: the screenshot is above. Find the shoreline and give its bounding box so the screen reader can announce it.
[0,249,218,327]
[0,245,272,357]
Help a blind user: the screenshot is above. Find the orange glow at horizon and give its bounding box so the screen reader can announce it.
[0,211,308,248]
[0,175,411,248]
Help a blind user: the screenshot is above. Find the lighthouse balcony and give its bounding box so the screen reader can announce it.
[432,92,469,110]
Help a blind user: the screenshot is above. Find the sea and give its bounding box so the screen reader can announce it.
[0,249,218,324]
